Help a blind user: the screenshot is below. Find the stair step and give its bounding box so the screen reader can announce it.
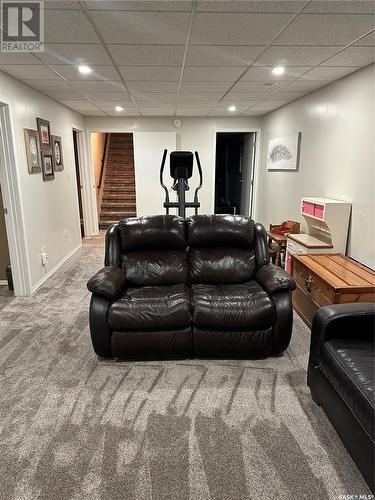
[102,203,136,210]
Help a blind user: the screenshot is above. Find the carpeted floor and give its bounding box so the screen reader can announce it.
[0,236,371,500]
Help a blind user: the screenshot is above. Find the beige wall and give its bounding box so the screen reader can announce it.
[0,185,10,280]
[258,65,375,270]
[91,132,107,195]
[0,70,84,293]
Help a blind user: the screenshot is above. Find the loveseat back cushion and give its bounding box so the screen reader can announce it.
[122,249,188,286]
[118,215,186,252]
[118,215,188,286]
[187,214,255,283]
[189,247,255,284]
[187,214,255,248]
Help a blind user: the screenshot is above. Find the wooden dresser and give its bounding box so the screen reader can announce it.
[291,253,375,327]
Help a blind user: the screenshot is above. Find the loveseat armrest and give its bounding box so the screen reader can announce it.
[308,303,375,370]
[255,264,296,295]
[87,266,126,300]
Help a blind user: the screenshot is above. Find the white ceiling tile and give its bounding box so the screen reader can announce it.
[178,92,224,101]
[71,80,127,91]
[85,92,132,101]
[21,80,75,91]
[279,80,325,92]
[44,10,100,43]
[220,99,265,107]
[182,66,245,82]
[231,81,283,92]
[91,11,190,44]
[108,45,184,66]
[197,1,303,12]
[176,108,211,116]
[176,101,218,107]
[181,81,232,92]
[51,65,120,81]
[127,82,179,92]
[254,46,342,67]
[190,13,293,45]
[300,66,360,81]
[0,64,60,80]
[222,92,275,101]
[241,66,310,81]
[208,109,246,116]
[138,108,175,116]
[119,66,180,81]
[186,45,265,66]
[132,92,177,102]
[45,1,81,9]
[303,1,375,14]
[76,109,108,116]
[44,90,86,99]
[137,102,176,108]
[58,99,96,107]
[355,32,375,46]
[264,91,307,100]
[90,100,135,107]
[0,52,40,65]
[39,44,112,65]
[101,108,141,116]
[321,46,375,66]
[275,14,375,46]
[87,1,193,11]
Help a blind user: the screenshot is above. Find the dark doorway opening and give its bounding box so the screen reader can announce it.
[214,132,256,217]
[0,182,12,294]
[73,130,84,238]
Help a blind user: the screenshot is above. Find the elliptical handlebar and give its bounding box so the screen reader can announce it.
[159,148,169,215]
[193,151,203,215]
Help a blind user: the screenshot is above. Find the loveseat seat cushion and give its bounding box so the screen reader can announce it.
[191,282,275,330]
[320,339,374,439]
[108,284,191,331]
[122,249,188,286]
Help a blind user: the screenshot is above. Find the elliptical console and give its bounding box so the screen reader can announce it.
[160,150,203,218]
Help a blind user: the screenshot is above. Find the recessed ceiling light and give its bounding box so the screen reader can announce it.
[272,66,285,76]
[115,106,124,112]
[228,105,236,112]
[78,65,92,74]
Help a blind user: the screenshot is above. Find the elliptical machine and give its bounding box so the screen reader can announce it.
[160,150,203,218]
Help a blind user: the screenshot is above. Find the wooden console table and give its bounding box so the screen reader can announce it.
[292,253,375,328]
[267,231,287,267]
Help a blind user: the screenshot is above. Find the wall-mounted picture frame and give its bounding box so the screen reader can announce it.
[267,132,301,171]
[37,118,51,150]
[41,151,55,181]
[51,135,64,172]
[24,128,41,174]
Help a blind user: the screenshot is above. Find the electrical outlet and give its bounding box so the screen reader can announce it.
[41,252,48,266]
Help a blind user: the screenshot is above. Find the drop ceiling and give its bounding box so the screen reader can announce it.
[0,0,374,117]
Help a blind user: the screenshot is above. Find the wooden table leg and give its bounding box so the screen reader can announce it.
[275,244,281,267]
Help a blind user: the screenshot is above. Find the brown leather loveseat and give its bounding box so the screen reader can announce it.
[87,214,296,360]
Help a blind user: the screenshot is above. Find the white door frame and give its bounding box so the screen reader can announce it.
[0,103,32,295]
[212,128,261,220]
[71,123,95,237]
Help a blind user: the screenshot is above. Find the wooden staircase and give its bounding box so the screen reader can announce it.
[99,133,136,230]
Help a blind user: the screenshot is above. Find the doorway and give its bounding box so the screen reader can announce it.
[73,130,84,238]
[0,182,12,293]
[214,132,256,217]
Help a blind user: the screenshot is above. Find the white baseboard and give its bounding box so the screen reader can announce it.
[31,243,82,295]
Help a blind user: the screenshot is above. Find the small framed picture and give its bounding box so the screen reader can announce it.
[37,118,51,150]
[52,135,64,172]
[24,129,41,173]
[41,151,55,181]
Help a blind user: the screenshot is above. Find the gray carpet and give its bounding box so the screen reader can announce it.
[0,236,371,500]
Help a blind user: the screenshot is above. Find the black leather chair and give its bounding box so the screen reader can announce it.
[308,303,375,492]
[87,214,296,360]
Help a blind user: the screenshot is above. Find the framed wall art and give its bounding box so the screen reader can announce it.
[24,129,41,174]
[41,151,55,181]
[267,132,301,171]
[37,118,51,150]
[51,135,64,172]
